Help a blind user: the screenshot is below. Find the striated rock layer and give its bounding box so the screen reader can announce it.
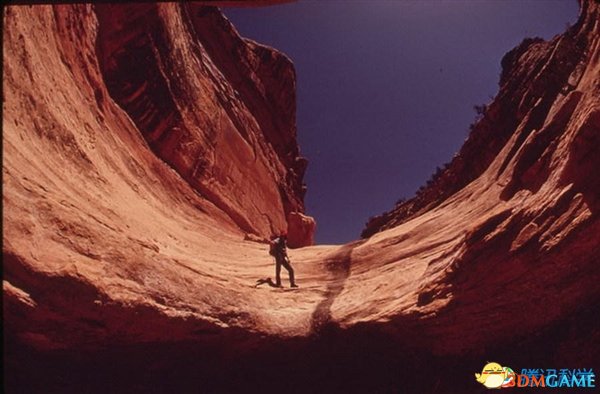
[3,1,599,392]
[95,3,309,239]
[363,2,598,238]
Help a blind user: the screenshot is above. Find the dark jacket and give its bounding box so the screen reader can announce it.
[271,237,288,259]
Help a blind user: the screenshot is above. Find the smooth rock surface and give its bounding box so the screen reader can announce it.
[3,2,599,392]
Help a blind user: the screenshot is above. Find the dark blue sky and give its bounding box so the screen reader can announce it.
[223,0,579,245]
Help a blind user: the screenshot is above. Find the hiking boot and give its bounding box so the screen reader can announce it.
[291,284,299,288]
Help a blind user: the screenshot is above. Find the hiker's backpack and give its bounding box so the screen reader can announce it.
[269,238,281,256]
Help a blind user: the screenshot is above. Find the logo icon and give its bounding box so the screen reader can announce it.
[476,362,511,389]
[502,367,516,388]
[475,364,596,389]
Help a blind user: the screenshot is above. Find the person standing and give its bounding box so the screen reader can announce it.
[269,232,297,288]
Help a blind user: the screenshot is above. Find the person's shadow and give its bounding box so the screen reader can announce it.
[254,278,279,288]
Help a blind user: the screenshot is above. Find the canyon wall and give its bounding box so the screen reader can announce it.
[355,0,600,356]
[363,1,598,238]
[3,1,599,392]
[96,2,311,239]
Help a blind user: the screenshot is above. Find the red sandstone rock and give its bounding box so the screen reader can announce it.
[3,1,600,391]
[94,3,309,237]
[286,211,316,248]
[363,2,599,238]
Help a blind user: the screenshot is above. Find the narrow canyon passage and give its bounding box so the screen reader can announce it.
[3,2,600,392]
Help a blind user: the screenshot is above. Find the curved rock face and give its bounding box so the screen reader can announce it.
[3,1,599,392]
[286,211,316,248]
[362,1,598,238]
[94,3,308,238]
